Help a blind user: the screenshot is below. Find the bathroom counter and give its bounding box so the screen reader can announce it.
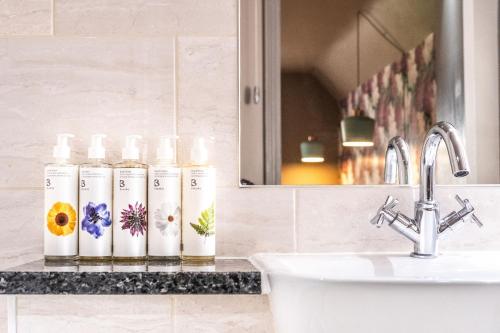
[0,259,261,295]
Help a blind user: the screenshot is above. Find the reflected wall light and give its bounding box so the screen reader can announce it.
[300,136,325,163]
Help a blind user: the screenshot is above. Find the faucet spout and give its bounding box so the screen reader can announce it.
[384,136,412,184]
[420,122,470,202]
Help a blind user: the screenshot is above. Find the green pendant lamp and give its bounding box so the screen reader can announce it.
[339,10,378,148]
[300,136,325,163]
[341,115,375,147]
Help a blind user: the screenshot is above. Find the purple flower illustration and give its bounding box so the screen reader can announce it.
[120,202,147,236]
[81,202,112,239]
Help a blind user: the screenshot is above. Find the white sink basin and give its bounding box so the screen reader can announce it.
[251,252,500,333]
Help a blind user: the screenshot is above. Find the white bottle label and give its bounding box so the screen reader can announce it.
[182,167,216,257]
[113,167,147,258]
[44,165,79,257]
[79,167,113,258]
[148,166,181,257]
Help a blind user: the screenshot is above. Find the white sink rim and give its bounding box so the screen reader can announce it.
[251,251,500,290]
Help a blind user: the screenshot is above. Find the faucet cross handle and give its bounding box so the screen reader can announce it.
[370,196,399,227]
[383,195,399,210]
[454,195,483,228]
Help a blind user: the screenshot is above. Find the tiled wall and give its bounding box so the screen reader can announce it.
[0,0,499,332]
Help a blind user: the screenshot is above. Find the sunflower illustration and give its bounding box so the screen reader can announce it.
[47,202,77,236]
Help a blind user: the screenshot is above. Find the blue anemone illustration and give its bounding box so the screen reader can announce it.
[81,202,112,239]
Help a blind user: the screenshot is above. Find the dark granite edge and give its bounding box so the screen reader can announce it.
[0,271,262,295]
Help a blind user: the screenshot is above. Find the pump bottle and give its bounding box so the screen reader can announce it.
[148,136,181,260]
[79,134,113,260]
[113,135,148,260]
[181,137,216,262]
[44,133,79,260]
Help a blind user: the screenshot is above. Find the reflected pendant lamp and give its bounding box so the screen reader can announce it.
[341,115,375,147]
[300,136,325,163]
[339,11,378,148]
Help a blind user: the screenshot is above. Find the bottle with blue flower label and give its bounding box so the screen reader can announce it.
[79,134,113,260]
[113,135,148,260]
[148,136,181,260]
[44,133,79,261]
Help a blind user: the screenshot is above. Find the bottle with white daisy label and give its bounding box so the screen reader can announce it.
[44,133,79,261]
[79,134,113,261]
[113,135,148,260]
[148,136,181,260]
[182,137,216,262]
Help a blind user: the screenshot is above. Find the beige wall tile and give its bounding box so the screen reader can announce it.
[296,185,500,253]
[174,295,274,333]
[0,37,174,187]
[433,186,500,251]
[217,188,295,256]
[0,190,43,269]
[17,295,174,333]
[0,296,8,333]
[0,0,52,35]
[54,0,236,36]
[296,187,415,252]
[177,37,238,187]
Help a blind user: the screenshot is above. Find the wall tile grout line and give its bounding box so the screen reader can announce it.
[51,0,55,36]
[0,187,43,191]
[292,188,298,252]
[173,36,179,138]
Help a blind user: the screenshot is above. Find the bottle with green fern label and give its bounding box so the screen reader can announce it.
[181,137,216,262]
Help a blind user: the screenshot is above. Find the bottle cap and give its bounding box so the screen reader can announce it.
[122,135,142,160]
[156,136,176,162]
[53,133,74,160]
[190,137,209,165]
[88,134,106,159]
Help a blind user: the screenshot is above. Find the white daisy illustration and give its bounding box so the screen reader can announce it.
[154,203,180,236]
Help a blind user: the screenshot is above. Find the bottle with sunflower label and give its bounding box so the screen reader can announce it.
[79,134,113,261]
[181,137,216,262]
[44,133,79,260]
[148,136,181,260]
[113,135,148,260]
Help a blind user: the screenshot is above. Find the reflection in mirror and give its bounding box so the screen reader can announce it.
[239,0,499,186]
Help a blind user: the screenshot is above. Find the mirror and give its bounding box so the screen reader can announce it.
[239,0,499,185]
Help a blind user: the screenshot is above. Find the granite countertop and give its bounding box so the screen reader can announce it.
[0,259,261,295]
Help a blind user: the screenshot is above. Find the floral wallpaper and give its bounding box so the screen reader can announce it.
[340,33,436,185]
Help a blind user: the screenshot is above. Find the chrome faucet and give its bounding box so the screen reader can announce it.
[384,136,412,184]
[371,122,482,258]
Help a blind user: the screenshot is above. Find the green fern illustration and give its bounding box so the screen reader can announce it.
[190,203,215,237]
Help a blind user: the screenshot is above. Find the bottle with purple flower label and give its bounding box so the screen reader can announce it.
[79,134,113,260]
[113,135,148,260]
